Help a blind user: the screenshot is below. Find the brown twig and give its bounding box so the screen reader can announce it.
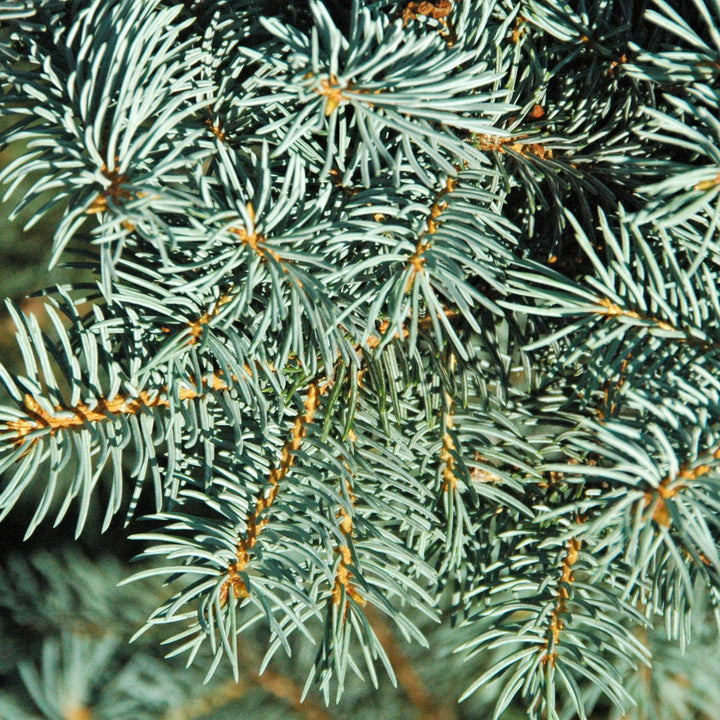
[441,352,458,491]
[228,202,285,265]
[163,661,337,720]
[642,460,715,528]
[65,708,93,720]
[511,14,527,43]
[220,382,324,604]
[205,119,227,143]
[252,668,337,720]
[401,1,457,45]
[365,308,460,349]
[5,374,229,447]
[596,297,677,332]
[187,293,233,345]
[596,296,720,353]
[473,131,553,160]
[316,74,351,116]
[369,608,455,720]
[541,537,581,667]
[405,176,458,292]
[86,163,133,215]
[332,481,365,612]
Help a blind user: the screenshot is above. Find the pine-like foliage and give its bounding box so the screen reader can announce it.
[1,1,720,718]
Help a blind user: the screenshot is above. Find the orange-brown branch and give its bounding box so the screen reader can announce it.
[65,708,93,720]
[187,293,233,345]
[695,173,720,192]
[365,308,460,349]
[405,176,458,291]
[316,74,352,116]
[332,482,365,610]
[86,163,134,215]
[220,383,323,604]
[332,545,366,608]
[5,375,229,447]
[228,202,284,264]
[328,168,359,197]
[473,132,553,160]
[542,537,581,666]
[642,461,713,527]
[205,118,227,143]
[511,14,527,43]
[596,297,677,333]
[251,666,337,720]
[470,451,502,484]
[441,353,458,491]
[440,431,457,491]
[596,297,720,351]
[163,660,336,720]
[401,1,456,45]
[369,608,453,720]
[598,356,630,421]
[402,0,453,23]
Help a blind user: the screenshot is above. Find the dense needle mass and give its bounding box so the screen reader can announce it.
[0,1,719,718]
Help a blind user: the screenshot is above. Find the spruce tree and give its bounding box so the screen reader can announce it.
[1,1,720,718]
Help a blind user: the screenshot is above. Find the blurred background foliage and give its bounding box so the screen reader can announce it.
[0,117,60,360]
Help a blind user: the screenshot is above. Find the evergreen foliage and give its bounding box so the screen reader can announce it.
[1,0,720,718]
